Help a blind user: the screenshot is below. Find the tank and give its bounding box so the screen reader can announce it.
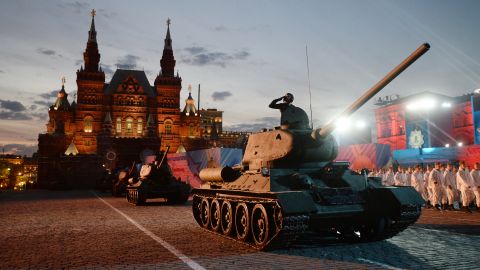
[126,146,191,205]
[112,162,136,197]
[192,43,430,249]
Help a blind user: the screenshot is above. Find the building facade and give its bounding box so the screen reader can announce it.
[37,12,208,188]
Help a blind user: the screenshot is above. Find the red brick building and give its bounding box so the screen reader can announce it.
[37,12,206,188]
[374,92,474,151]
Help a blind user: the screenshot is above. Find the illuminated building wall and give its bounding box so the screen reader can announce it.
[374,92,473,152]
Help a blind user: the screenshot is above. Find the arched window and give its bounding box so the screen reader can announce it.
[137,118,143,135]
[126,117,133,134]
[116,117,122,134]
[165,119,172,134]
[84,116,93,133]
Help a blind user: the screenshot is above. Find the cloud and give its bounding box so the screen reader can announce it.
[185,46,207,54]
[58,1,89,14]
[30,112,48,121]
[101,64,115,76]
[116,54,140,69]
[0,99,27,112]
[224,117,278,132]
[75,59,83,66]
[0,70,4,74]
[181,46,250,68]
[213,26,229,32]
[211,91,232,101]
[39,90,58,100]
[33,100,51,108]
[0,111,32,120]
[36,48,62,58]
[98,8,117,18]
[1,144,38,156]
[29,104,38,110]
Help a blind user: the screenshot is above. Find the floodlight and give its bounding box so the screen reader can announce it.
[335,117,350,132]
[441,102,451,108]
[355,120,366,129]
[457,142,463,147]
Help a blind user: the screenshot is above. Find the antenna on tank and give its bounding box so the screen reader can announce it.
[306,45,313,129]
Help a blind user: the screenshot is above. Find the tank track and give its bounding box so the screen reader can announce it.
[192,194,309,250]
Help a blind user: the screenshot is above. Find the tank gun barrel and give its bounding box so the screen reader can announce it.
[317,43,430,137]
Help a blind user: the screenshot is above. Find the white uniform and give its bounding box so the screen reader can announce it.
[456,169,474,207]
[382,171,394,186]
[411,171,427,201]
[404,172,411,186]
[443,169,457,205]
[394,172,405,186]
[424,170,432,202]
[428,168,444,205]
[469,169,480,207]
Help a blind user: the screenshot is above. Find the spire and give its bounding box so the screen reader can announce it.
[165,18,172,49]
[103,111,112,123]
[183,84,197,116]
[101,112,113,135]
[53,77,71,111]
[83,9,101,72]
[160,18,176,77]
[65,141,79,156]
[88,9,97,42]
[147,113,156,137]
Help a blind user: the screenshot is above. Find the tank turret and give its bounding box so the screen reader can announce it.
[192,43,430,249]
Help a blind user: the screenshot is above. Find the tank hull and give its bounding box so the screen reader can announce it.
[191,182,422,249]
[127,180,191,205]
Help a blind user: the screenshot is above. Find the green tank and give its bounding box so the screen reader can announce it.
[192,43,430,249]
[126,146,191,205]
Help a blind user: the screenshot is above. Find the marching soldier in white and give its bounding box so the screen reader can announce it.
[405,167,412,186]
[456,161,474,212]
[394,167,405,186]
[428,163,444,210]
[439,164,448,209]
[469,162,480,210]
[411,165,427,202]
[382,167,395,186]
[423,165,433,206]
[443,164,457,210]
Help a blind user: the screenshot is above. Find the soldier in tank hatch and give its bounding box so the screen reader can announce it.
[269,92,310,129]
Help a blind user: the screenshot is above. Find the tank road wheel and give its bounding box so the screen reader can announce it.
[200,198,210,228]
[210,199,221,232]
[192,195,202,226]
[235,203,250,241]
[221,200,233,235]
[358,216,391,242]
[273,202,283,232]
[251,204,269,248]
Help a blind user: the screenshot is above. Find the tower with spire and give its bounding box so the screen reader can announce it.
[154,18,183,151]
[180,84,202,140]
[74,9,106,154]
[38,11,222,189]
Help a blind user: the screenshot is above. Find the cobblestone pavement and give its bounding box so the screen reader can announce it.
[1,190,479,270]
